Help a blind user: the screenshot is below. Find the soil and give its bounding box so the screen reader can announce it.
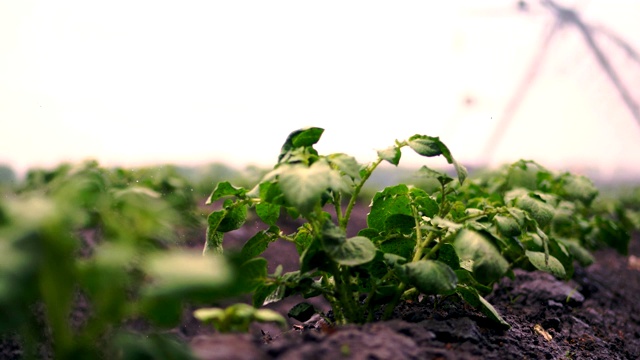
[2,204,640,359]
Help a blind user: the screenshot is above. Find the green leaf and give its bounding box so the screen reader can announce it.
[252,308,287,329]
[512,192,555,228]
[327,236,377,267]
[262,179,286,205]
[454,269,492,295]
[287,302,317,322]
[319,220,375,266]
[396,260,457,295]
[383,253,407,267]
[240,229,278,263]
[476,295,509,328]
[278,127,324,162]
[357,228,381,240]
[143,251,232,299]
[506,161,544,190]
[547,237,573,278]
[415,166,453,186]
[367,184,412,231]
[379,237,415,260]
[328,153,361,180]
[194,303,286,333]
[558,173,598,206]
[456,285,510,328]
[407,135,467,184]
[204,211,226,255]
[452,159,468,185]
[238,257,268,291]
[407,135,443,157]
[256,202,280,226]
[487,227,525,261]
[494,214,522,237]
[377,146,401,166]
[278,161,342,215]
[217,203,247,232]
[206,181,246,204]
[525,250,566,278]
[436,243,460,270]
[291,127,324,147]
[192,307,224,324]
[409,187,440,218]
[557,238,594,266]
[256,182,281,225]
[384,214,415,232]
[551,201,576,237]
[253,283,280,307]
[519,230,546,252]
[203,231,224,255]
[453,229,509,285]
[294,229,314,255]
[589,216,630,255]
[319,220,346,248]
[300,238,329,273]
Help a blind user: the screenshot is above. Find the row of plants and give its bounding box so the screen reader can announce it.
[201,127,637,327]
[1,128,638,358]
[0,161,246,359]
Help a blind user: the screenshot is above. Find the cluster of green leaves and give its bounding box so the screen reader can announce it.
[0,161,241,359]
[204,127,635,327]
[193,303,286,333]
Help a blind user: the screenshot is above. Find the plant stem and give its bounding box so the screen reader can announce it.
[439,182,448,217]
[333,191,344,227]
[342,158,383,230]
[382,282,406,320]
[329,262,359,324]
[456,208,499,222]
[363,270,396,322]
[321,275,345,324]
[425,237,445,260]
[413,232,437,262]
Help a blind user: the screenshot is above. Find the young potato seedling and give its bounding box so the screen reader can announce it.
[202,127,631,327]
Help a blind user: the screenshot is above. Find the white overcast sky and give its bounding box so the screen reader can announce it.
[2,0,640,179]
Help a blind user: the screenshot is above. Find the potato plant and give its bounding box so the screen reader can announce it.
[203,127,632,327]
[0,129,634,358]
[0,162,239,359]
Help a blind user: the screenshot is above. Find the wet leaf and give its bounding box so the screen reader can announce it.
[287,302,317,322]
[396,260,457,295]
[328,153,361,179]
[279,161,345,215]
[143,251,232,299]
[206,181,246,204]
[525,250,566,278]
[456,285,510,328]
[378,146,401,165]
[407,135,444,157]
[278,127,324,162]
[240,228,279,262]
[453,229,509,285]
[217,203,247,232]
[368,185,412,231]
[415,166,453,186]
[327,236,377,266]
[512,192,555,228]
[558,173,598,206]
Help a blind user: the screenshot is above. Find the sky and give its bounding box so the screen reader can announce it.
[2,0,640,180]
